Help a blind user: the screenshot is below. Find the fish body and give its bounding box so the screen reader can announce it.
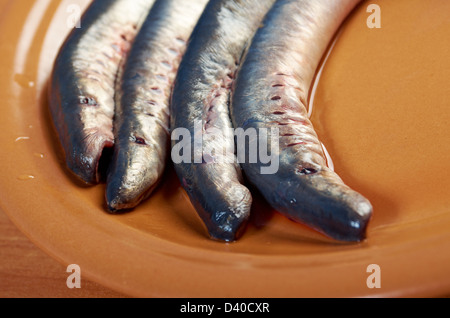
[49,0,155,185]
[106,0,209,212]
[231,0,372,242]
[170,0,277,241]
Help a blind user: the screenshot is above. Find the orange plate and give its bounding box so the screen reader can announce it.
[1,0,450,298]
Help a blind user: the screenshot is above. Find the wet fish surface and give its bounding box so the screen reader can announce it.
[49,0,155,185]
[231,0,373,242]
[170,0,277,241]
[106,0,209,212]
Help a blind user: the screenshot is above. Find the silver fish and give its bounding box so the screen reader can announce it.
[170,0,277,242]
[106,0,209,212]
[49,0,156,185]
[231,0,373,242]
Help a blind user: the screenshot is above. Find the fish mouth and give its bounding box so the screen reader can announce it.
[189,182,253,242]
[263,169,373,242]
[300,191,373,243]
[105,164,161,213]
[105,182,158,214]
[105,175,150,213]
[67,138,114,185]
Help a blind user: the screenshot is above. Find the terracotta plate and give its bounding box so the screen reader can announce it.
[1,0,450,297]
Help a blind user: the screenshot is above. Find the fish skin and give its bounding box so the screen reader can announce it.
[231,0,373,242]
[48,0,156,185]
[106,0,209,212]
[170,0,277,242]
